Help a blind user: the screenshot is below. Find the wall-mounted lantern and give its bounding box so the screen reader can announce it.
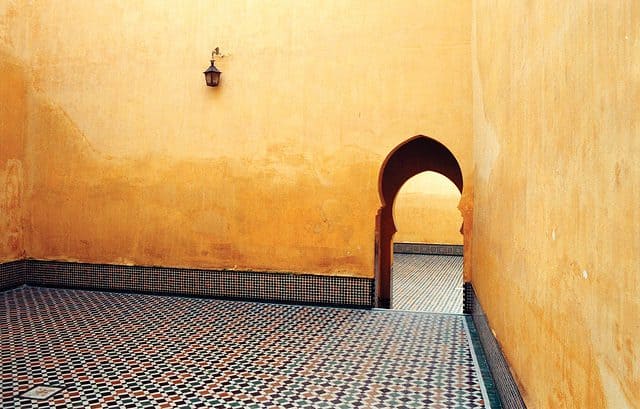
[203,48,222,87]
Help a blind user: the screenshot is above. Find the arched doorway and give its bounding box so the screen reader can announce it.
[375,135,463,308]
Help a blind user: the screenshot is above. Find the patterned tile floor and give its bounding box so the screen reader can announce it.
[1,286,492,408]
[392,254,463,314]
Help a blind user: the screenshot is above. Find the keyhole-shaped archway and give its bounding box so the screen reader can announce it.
[375,135,463,308]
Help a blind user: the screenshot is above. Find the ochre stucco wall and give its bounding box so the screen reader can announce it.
[472,2,639,407]
[0,46,27,262]
[393,172,463,245]
[2,1,472,277]
[0,0,30,263]
[0,1,31,262]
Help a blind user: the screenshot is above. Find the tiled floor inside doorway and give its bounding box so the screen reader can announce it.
[2,286,492,408]
[392,254,463,314]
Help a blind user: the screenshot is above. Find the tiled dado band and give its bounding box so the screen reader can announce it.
[465,283,527,409]
[394,242,463,256]
[0,260,25,290]
[1,260,374,308]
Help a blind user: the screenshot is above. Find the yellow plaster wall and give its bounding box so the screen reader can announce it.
[472,2,639,407]
[0,52,26,262]
[0,0,29,261]
[393,172,463,245]
[2,1,472,276]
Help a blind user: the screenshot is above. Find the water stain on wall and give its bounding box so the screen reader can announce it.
[24,95,382,276]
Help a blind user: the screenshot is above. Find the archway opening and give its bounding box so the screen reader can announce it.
[375,135,463,308]
[391,171,463,313]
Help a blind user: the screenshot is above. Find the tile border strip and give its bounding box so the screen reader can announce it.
[393,242,463,256]
[0,260,25,290]
[464,315,502,409]
[463,281,474,314]
[18,260,374,308]
[466,283,527,408]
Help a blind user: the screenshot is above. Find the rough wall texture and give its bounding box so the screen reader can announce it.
[0,49,27,262]
[394,172,463,245]
[0,1,29,263]
[1,0,472,277]
[472,2,639,408]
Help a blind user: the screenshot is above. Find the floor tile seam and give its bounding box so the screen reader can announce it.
[463,317,492,409]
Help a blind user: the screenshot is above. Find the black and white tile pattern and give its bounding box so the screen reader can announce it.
[394,243,463,256]
[25,260,374,308]
[392,254,463,314]
[0,259,24,290]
